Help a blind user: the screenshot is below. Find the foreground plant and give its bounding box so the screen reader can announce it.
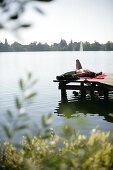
[0,0,54,31]
[1,72,38,142]
[0,128,113,170]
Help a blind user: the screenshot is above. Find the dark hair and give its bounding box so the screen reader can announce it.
[75,71,76,74]
[90,72,96,78]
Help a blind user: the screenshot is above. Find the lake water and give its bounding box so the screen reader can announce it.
[0,51,113,141]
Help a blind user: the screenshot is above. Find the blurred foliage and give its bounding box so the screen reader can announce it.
[1,72,38,142]
[0,39,113,52]
[0,128,113,170]
[0,72,53,145]
[0,0,53,30]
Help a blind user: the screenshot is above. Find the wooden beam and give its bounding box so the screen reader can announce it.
[59,85,102,91]
[81,82,86,98]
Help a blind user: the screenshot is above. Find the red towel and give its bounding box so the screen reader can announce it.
[80,73,106,79]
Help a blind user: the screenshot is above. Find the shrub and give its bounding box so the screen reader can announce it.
[0,128,113,170]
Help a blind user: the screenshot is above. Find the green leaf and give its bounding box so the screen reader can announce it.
[44,129,51,134]
[28,72,32,79]
[47,113,52,119]
[19,24,31,28]
[109,113,113,117]
[42,135,51,139]
[25,92,37,99]
[15,97,21,109]
[2,125,11,138]
[24,133,31,144]
[70,135,75,142]
[19,79,24,90]
[76,130,80,136]
[15,125,29,130]
[10,14,18,20]
[41,115,45,125]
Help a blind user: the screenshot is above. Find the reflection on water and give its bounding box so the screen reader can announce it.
[55,92,113,123]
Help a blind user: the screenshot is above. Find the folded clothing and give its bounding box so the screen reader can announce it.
[91,73,106,79]
[56,74,80,81]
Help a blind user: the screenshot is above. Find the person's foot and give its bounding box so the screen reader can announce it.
[76,59,82,70]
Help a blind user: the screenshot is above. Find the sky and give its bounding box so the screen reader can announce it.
[0,0,113,44]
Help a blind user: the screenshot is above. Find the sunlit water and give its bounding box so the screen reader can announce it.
[0,51,113,141]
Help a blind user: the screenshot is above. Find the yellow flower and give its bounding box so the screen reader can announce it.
[92,128,96,133]
[78,135,86,141]
[4,141,9,146]
[50,141,56,147]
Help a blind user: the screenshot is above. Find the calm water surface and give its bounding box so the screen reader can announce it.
[0,51,113,140]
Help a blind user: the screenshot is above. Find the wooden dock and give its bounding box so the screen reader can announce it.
[53,73,113,101]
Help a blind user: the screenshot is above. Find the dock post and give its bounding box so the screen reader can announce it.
[104,89,108,102]
[59,82,67,102]
[61,89,67,103]
[61,88,66,98]
[81,82,86,99]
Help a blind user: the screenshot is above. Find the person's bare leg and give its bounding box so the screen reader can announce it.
[64,71,75,75]
[76,59,82,70]
[95,72,102,76]
[76,72,93,77]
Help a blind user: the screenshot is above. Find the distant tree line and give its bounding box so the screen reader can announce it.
[0,39,113,52]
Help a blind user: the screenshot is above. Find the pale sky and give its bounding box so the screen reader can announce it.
[0,0,113,44]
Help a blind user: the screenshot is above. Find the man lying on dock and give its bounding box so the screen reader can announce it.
[56,59,102,80]
[65,59,102,78]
